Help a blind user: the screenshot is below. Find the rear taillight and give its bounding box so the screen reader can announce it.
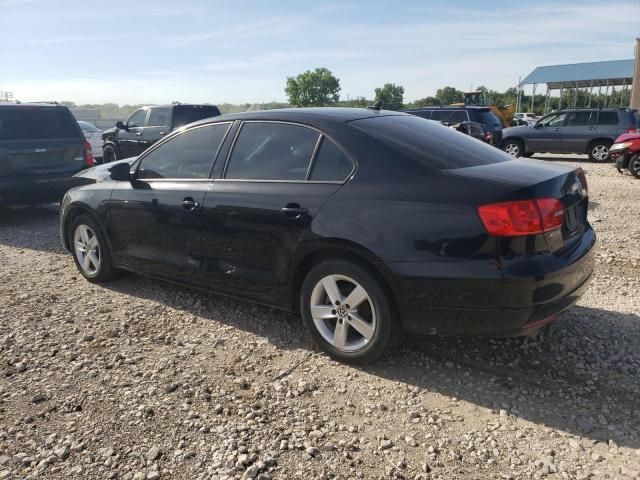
[83,141,94,167]
[477,198,564,237]
[576,168,588,196]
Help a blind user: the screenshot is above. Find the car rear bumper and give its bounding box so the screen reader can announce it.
[0,173,92,206]
[387,226,596,337]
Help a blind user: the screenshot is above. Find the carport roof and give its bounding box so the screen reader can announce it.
[521,59,634,88]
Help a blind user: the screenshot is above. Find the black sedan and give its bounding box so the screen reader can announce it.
[60,108,596,363]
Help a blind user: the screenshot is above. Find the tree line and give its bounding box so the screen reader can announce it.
[61,66,632,120]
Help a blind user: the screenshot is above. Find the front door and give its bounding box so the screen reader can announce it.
[528,112,566,152]
[193,121,355,305]
[118,108,147,158]
[107,122,231,280]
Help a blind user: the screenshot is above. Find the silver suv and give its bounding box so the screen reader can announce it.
[502,108,639,161]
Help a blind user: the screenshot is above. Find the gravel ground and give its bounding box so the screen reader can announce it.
[1,156,639,480]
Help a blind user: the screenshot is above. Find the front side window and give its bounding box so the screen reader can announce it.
[539,113,566,127]
[148,108,170,127]
[597,112,619,125]
[309,137,354,181]
[225,122,319,181]
[137,123,229,179]
[566,111,591,126]
[127,109,147,128]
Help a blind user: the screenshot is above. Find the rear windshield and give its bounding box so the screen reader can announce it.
[476,110,502,128]
[0,108,80,141]
[171,105,221,129]
[351,114,510,170]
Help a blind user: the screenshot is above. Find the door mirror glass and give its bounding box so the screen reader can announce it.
[116,120,127,130]
[109,162,131,181]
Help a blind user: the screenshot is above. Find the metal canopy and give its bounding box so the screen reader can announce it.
[521,59,634,89]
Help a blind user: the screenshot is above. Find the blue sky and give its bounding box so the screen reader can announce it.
[1,0,638,105]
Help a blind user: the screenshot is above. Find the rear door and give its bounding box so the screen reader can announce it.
[118,108,147,158]
[108,122,230,279]
[594,111,622,139]
[194,121,354,303]
[0,106,85,179]
[561,111,593,152]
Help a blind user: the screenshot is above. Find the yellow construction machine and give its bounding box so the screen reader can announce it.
[452,92,515,128]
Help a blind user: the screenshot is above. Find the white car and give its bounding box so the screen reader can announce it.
[514,113,538,124]
[77,121,103,160]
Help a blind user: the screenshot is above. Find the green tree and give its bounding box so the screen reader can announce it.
[435,86,464,105]
[374,83,405,110]
[285,67,341,107]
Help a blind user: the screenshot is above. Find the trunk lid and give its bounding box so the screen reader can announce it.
[447,158,588,246]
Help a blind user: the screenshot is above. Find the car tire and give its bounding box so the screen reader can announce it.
[629,153,640,179]
[300,259,400,364]
[102,145,118,164]
[588,141,612,162]
[504,139,524,158]
[68,214,118,283]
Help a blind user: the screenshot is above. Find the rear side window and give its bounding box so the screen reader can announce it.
[0,108,79,140]
[431,111,468,124]
[137,123,229,179]
[225,122,319,181]
[566,111,591,126]
[309,138,354,181]
[597,112,619,125]
[172,105,221,129]
[408,110,432,119]
[351,115,510,170]
[148,108,169,127]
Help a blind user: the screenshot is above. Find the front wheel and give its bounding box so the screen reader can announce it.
[300,260,399,364]
[588,141,611,162]
[629,153,640,179]
[69,214,118,283]
[504,139,523,158]
[102,144,118,164]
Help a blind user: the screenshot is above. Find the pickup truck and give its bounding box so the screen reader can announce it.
[101,103,221,163]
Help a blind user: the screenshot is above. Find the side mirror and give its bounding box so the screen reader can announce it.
[116,120,128,131]
[109,162,131,181]
[533,122,542,128]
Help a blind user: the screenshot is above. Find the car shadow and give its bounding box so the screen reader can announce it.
[101,273,640,450]
[0,205,65,253]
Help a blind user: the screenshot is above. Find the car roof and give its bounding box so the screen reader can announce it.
[186,107,406,129]
[138,104,219,109]
[403,106,492,112]
[0,103,68,109]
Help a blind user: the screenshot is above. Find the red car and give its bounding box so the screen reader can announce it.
[609,133,640,178]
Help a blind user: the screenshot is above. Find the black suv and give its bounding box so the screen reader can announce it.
[101,104,221,163]
[403,106,503,146]
[502,108,639,161]
[0,103,93,206]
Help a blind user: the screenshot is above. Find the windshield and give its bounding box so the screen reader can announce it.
[351,114,510,170]
[171,105,221,129]
[78,121,100,132]
[476,110,501,129]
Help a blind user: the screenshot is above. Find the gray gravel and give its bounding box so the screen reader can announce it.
[1,157,639,479]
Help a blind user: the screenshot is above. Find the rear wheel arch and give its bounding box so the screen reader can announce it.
[290,243,400,322]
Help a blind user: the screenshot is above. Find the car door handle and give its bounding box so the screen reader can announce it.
[135,132,142,136]
[159,132,166,136]
[181,198,200,211]
[281,204,308,219]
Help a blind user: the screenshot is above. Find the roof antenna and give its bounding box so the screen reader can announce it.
[367,101,382,111]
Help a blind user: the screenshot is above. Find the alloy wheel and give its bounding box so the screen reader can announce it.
[310,274,376,352]
[505,143,520,157]
[591,145,609,162]
[73,224,101,275]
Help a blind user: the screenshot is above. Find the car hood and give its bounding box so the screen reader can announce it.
[613,132,640,143]
[502,125,534,136]
[73,157,138,181]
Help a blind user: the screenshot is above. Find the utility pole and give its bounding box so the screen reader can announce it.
[630,38,640,109]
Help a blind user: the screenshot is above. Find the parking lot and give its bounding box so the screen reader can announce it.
[0,157,639,479]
